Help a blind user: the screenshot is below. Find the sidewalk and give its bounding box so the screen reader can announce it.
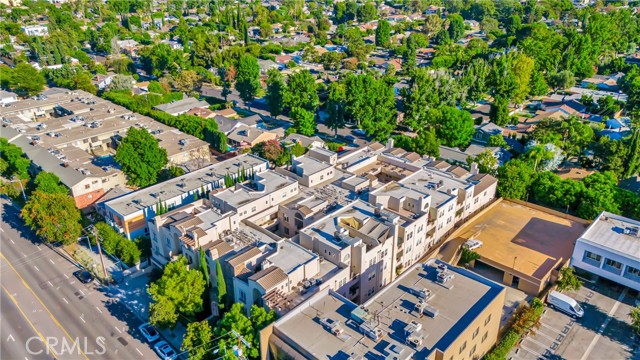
[65,239,125,282]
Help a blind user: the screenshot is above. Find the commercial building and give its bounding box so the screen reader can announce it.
[261,259,506,360]
[101,154,268,239]
[571,212,640,291]
[452,200,587,295]
[0,89,209,209]
[288,155,336,187]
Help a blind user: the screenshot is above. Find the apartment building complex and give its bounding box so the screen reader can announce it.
[1,88,209,209]
[261,259,506,360]
[101,154,268,239]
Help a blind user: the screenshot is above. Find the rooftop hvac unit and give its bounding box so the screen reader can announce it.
[624,226,639,237]
[359,321,382,341]
[406,333,424,348]
[319,317,344,336]
[414,300,439,318]
[409,287,432,300]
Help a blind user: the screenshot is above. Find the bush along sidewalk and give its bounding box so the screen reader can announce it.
[483,298,544,360]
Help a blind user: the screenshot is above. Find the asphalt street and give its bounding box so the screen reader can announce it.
[0,197,158,360]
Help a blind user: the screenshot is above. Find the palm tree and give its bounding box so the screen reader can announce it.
[525,145,553,171]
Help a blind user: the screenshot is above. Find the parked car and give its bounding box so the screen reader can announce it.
[353,129,366,136]
[547,290,584,318]
[138,323,160,343]
[344,135,357,143]
[463,239,483,251]
[153,341,177,360]
[73,269,94,284]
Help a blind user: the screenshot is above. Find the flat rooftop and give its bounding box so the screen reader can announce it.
[272,259,504,360]
[268,240,316,274]
[456,201,587,279]
[293,155,332,175]
[301,200,391,250]
[578,212,640,261]
[213,170,297,208]
[104,154,268,216]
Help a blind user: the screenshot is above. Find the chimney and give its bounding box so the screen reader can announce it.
[386,138,394,149]
[470,162,479,175]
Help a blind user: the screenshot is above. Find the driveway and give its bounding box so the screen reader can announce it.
[510,279,638,360]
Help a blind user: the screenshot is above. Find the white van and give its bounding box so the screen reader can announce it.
[547,290,584,318]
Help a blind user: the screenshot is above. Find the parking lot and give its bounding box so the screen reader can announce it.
[509,280,639,360]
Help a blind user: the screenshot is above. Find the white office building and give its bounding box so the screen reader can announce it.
[570,212,640,291]
[21,25,49,36]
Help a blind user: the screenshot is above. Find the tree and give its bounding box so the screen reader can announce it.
[460,248,480,265]
[235,55,261,107]
[215,303,274,360]
[158,166,185,182]
[149,256,206,329]
[556,267,582,292]
[497,159,536,200]
[252,140,286,165]
[447,14,465,42]
[490,96,510,126]
[265,69,285,119]
[631,305,640,334]
[344,73,396,141]
[109,74,134,92]
[149,296,178,330]
[432,106,475,148]
[182,321,213,360]
[549,70,576,91]
[577,172,621,219]
[411,128,440,157]
[424,14,444,38]
[467,150,498,175]
[10,63,45,96]
[511,53,535,104]
[325,82,347,136]
[215,260,227,310]
[357,2,377,23]
[529,69,549,97]
[115,127,168,187]
[524,145,554,171]
[488,134,508,148]
[375,20,391,48]
[174,70,201,93]
[21,191,82,245]
[284,70,319,112]
[291,107,316,136]
[33,172,68,194]
[217,65,235,102]
[205,122,227,154]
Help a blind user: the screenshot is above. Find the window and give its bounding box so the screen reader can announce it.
[469,345,477,357]
[368,272,375,281]
[459,341,467,354]
[484,314,491,326]
[284,227,289,235]
[283,214,289,222]
[604,258,623,273]
[583,250,602,266]
[481,331,488,342]
[251,206,257,212]
[625,266,640,278]
[472,327,479,339]
[239,291,246,302]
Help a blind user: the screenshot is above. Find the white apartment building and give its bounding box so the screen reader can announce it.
[21,25,48,36]
[571,212,640,291]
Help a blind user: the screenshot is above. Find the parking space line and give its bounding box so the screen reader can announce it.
[62,297,69,304]
[49,258,55,265]
[33,265,39,272]
[520,344,544,357]
[64,273,69,279]
[579,289,627,360]
[95,306,102,314]
[541,322,565,333]
[79,314,86,323]
[524,336,553,350]
[136,348,143,356]
[9,239,14,244]
[115,326,122,334]
[534,330,559,343]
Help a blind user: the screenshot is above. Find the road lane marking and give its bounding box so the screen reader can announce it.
[115,326,122,334]
[47,281,53,287]
[33,265,40,272]
[0,227,4,232]
[79,289,85,296]
[2,286,59,357]
[62,297,69,304]
[136,348,144,356]
[49,258,55,265]
[63,274,69,279]
[79,315,86,323]
[95,306,103,313]
[9,239,14,244]
[579,288,627,360]
[0,252,89,360]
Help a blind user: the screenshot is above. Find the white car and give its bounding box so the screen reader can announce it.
[138,323,160,342]
[153,341,176,360]
[464,239,483,251]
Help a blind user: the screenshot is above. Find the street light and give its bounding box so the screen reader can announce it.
[9,176,27,201]
[82,225,108,281]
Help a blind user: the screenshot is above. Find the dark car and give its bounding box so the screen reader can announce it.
[73,270,94,284]
[344,135,357,143]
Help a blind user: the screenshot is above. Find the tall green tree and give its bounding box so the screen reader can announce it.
[115,128,168,187]
[182,321,213,360]
[411,128,440,157]
[325,82,347,136]
[497,159,536,200]
[291,107,316,136]
[21,191,82,245]
[284,70,319,112]
[344,73,397,141]
[431,106,475,148]
[235,55,261,107]
[149,256,206,329]
[631,305,640,334]
[265,68,285,119]
[375,20,391,48]
[490,96,510,126]
[10,63,45,96]
[447,14,465,42]
[215,260,227,310]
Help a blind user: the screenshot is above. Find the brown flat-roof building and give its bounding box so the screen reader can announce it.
[449,199,588,295]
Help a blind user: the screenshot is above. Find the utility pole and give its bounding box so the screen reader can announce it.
[93,227,108,281]
[10,177,27,201]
